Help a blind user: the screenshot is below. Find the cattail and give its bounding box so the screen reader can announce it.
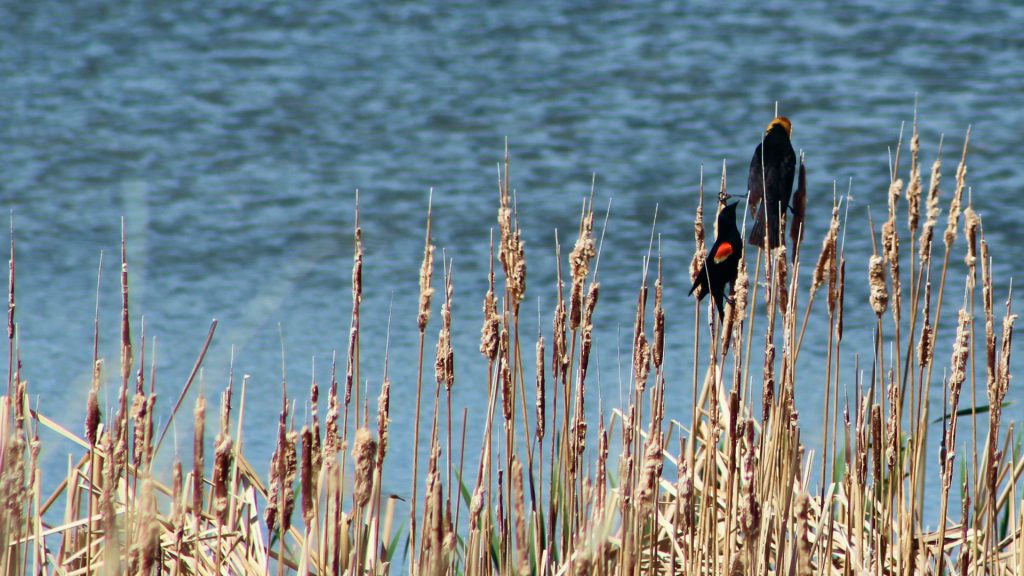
[677,458,693,538]
[812,203,840,294]
[871,404,882,487]
[86,360,102,446]
[377,378,391,460]
[887,178,904,219]
[774,246,789,314]
[689,184,707,283]
[418,243,435,333]
[595,415,608,513]
[578,282,599,383]
[944,130,970,248]
[300,426,313,527]
[170,459,184,526]
[192,394,205,518]
[435,311,453,390]
[324,390,340,458]
[212,431,233,525]
[535,335,545,440]
[992,298,1017,441]
[281,428,298,532]
[138,477,160,574]
[920,141,943,263]
[120,228,133,386]
[637,432,663,512]
[907,120,922,233]
[266,397,287,533]
[694,183,706,248]
[553,292,568,378]
[739,420,760,544]
[353,428,377,507]
[510,456,529,576]
[469,484,484,531]
[918,278,934,368]
[497,158,527,310]
[633,331,651,393]
[963,206,980,285]
[868,255,888,317]
[731,259,749,341]
[569,203,596,330]
[948,305,972,412]
[499,330,513,424]
[794,490,813,576]
[424,440,444,565]
[653,263,665,369]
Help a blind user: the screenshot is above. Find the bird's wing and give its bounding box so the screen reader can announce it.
[781,146,797,206]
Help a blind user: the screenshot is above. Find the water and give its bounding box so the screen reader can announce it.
[3,1,1023,524]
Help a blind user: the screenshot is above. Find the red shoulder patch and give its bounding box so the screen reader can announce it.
[713,242,734,263]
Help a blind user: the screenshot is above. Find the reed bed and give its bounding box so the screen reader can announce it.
[1,117,1020,575]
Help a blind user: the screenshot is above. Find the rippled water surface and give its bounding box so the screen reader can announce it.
[3,2,1023,511]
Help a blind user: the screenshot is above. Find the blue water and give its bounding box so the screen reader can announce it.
[3,1,1023,524]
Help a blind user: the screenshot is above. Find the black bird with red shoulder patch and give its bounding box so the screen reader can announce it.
[747,116,797,250]
[689,200,743,320]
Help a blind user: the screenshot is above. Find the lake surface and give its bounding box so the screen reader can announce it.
[3,1,1023,522]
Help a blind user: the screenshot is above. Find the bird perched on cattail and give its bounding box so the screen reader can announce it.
[689,200,743,319]
[747,116,797,249]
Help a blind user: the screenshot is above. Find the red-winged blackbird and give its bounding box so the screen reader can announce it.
[747,116,797,250]
[689,200,743,320]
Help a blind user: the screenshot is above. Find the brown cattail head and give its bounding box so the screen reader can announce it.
[948,305,972,411]
[729,257,750,343]
[377,378,391,460]
[300,426,313,526]
[480,289,500,361]
[192,393,206,518]
[535,335,546,440]
[213,431,233,526]
[510,456,529,576]
[579,282,600,380]
[435,307,454,391]
[868,255,888,317]
[418,242,435,333]
[633,330,651,394]
[353,428,377,508]
[653,269,665,369]
[637,432,664,512]
[918,278,934,368]
[944,130,970,248]
[774,246,789,315]
[86,360,102,446]
[138,477,161,574]
[281,429,298,532]
[497,159,527,311]
[993,297,1017,439]
[920,140,943,264]
[688,195,708,282]
[170,459,184,527]
[963,206,980,285]
[812,202,840,295]
[499,328,513,424]
[595,414,608,512]
[907,120,922,233]
[569,202,596,330]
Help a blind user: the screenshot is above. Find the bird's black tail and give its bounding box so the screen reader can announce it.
[748,208,784,250]
[748,215,766,249]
